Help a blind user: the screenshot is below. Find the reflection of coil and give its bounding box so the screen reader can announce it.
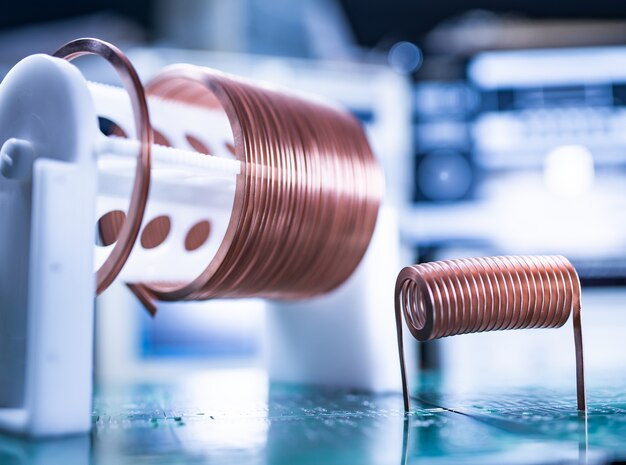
[395,255,586,412]
[65,37,383,308]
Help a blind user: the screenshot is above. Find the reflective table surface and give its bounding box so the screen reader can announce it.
[2,368,626,465]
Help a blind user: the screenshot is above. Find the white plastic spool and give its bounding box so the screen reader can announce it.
[90,81,240,284]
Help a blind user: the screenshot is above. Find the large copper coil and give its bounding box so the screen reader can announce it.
[122,65,383,303]
[395,255,586,412]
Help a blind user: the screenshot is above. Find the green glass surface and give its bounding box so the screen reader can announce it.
[2,374,624,464]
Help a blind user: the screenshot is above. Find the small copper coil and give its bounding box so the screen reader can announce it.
[395,255,586,412]
[91,61,382,309]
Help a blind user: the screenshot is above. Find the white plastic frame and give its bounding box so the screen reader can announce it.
[0,55,97,437]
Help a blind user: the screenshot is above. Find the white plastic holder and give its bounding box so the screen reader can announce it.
[0,55,97,437]
[0,52,413,438]
[266,206,416,393]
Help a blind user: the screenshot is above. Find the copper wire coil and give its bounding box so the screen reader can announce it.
[395,255,586,412]
[398,255,578,340]
[54,38,153,295]
[115,65,383,303]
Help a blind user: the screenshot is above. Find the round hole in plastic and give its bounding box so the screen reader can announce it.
[185,134,211,155]
[98,116,128,138]
[96,210,126,247]
[141,215,171,249]
[185,220,211,252]
[153,129,172,147]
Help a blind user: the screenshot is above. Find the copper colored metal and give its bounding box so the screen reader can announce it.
[128,65,383,303]
[395,255,586,412]
[54,38,153,295]
[127,284,158,317]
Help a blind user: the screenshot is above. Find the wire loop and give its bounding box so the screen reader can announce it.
[54,38,152,295]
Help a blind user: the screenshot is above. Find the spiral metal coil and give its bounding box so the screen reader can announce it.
[58,36,383,310]
[132,66,382,305]
[395,255,586,411]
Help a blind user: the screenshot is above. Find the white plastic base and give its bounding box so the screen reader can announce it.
[0,55,97,437]
[266,207,416,392]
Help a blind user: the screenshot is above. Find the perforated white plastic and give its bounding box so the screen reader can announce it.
[90,82,240,284]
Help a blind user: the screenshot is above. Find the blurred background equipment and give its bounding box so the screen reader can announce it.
[411,45,626,277]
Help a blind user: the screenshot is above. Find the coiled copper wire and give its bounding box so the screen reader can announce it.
[122,65,383,304]
[395,255,586,412]
[53,38,153,295]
